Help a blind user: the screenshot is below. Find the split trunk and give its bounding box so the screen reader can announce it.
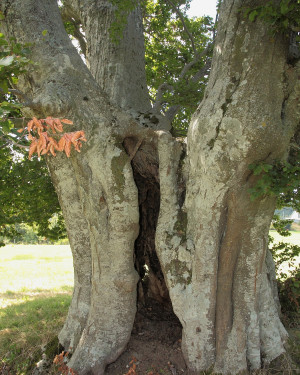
[1,0,299,374]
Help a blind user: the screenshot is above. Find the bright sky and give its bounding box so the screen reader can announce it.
[187,0,218,19]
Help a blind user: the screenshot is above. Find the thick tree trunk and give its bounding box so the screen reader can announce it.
[62,0,151,111]
[155,1,299,372]
[47,155,92,350]
[1,0,299,374]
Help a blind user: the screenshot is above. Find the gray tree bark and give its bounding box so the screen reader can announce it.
[1,0,299,374]
[156,1,298,372]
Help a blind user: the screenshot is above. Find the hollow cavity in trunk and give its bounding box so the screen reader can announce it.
[123,136,181,324]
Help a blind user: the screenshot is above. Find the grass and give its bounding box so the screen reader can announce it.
[0,244,73,374]
[269,230,300,276]
[0,245,73,308]
[269,230,300,247]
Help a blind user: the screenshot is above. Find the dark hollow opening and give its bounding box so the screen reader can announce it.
[123,137,182,326]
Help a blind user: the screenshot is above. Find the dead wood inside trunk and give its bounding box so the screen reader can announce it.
[123,137,179,317]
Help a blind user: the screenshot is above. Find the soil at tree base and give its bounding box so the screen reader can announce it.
[106,300,187,375]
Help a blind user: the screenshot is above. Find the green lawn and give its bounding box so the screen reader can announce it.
[269,231,300,274]
[0,245,73,374]
[0,244,74,308]
[270,230,300,247]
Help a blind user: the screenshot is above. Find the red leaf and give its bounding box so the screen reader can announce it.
[28,139,38,160]
[61,118,73,124]
[49,144,56,156]
[54,118,64,132]
[64,139,72,157]
[57,137,66,151]
[27,120,34,133]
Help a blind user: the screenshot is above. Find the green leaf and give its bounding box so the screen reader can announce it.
[0,55,14,66]
[262,163,272,172]
[282,19,289,28]
[1,119,14,133]
[42,29,48,36]
[253,165,262,175]
[280,2,290,15]
[249,10,258,22]
[11,76,18,84]
[0,80,8,93]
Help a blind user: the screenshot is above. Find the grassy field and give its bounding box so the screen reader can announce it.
[0,245,73,374]
[0,237,299,374]
[270,230,300,246]
[0,244,73,308]
[269,230,300,275]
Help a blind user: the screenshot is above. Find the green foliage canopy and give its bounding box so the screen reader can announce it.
[143,0,214,134]
[0,140,66,246]
[0,32,66,245]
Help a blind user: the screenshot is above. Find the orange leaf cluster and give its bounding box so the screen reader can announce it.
[18,116,86,159]
[124,357,138,375]
[53,351,78,375]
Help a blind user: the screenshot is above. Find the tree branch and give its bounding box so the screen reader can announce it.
[191,59,211,82]
[164,0,199,57]
[6,117,31,128]
[165,104,180,122]
[155,54,212,121]
[164,58,211,122]
[0,135,29,150]
[153,83,174,112]
[152,1,217,119]
[1,88,34,107]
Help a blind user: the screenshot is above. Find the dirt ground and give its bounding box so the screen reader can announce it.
[106,302,188,375]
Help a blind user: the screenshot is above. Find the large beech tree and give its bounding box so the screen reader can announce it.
[1,0,299,374]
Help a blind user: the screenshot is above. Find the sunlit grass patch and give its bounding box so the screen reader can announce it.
[269,230,300,276]
[10,254,35,261]
[0,286,73,308]
[0,244,74,308]
[0,245,74,374]
[270,230,300,247]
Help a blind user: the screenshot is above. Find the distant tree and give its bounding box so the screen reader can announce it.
[0,140,66,245]
[0,35,66,245]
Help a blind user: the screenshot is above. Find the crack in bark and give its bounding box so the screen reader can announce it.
[123,136,172,309]
[215,192,243,362]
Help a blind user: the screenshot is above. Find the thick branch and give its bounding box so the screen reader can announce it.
[163,58,211,122]
[165,105,180,122]
[153,83,174,112]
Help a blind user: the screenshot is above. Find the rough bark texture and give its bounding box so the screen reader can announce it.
[155,1,299,373]
[1,0,299,374]
[62,0,150,111]
[47,155,92,350]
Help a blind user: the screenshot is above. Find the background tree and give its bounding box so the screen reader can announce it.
[0,35,66,244]
[0,1,299,375]
[142,0,214,134]
[0,142,66,245]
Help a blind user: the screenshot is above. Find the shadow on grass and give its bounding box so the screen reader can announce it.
[0,285,73,303]
[0,289,72,375]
